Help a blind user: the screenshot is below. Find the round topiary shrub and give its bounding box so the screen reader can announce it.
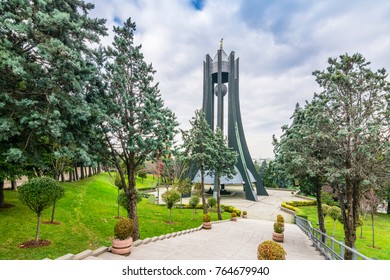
[18,176,60,242]
[322,204,330,216]
[114,218,134,240]
[273,222,284,233]
[242,210,247,215]
[231,212,237,218]
[207,197,217,209]
[257,240,287,260]
[203,214,211,222]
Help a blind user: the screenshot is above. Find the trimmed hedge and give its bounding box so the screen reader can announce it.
[286,200,316,207]
[280,202,310,220]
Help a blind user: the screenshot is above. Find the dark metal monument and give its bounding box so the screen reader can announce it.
[197,40,268,201]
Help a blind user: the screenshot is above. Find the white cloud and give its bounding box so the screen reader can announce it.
[89,0,390,158]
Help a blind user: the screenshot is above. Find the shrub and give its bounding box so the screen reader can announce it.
[242,210,247,215]
[281,202,297,212]
[277,214,284,224]
[18,177,60,242]
[274,222,284,233]
[147,194,156,204]
[162,189,181,222]
[328,206,341,236]
[322,204,330,216]
[118,190,143,214]
[114,218,134,240]
[257,240,286,260]
[207,197,217,209]
[328,206,341,221]
[321,191,337,206]
[231,212,237,218]
[203,214,211,222]
[286,200,316,207]
[189,196,200,214]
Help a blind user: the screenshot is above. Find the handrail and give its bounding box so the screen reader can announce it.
[294,215,371,260]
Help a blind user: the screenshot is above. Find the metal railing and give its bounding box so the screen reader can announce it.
[294,215,371,260]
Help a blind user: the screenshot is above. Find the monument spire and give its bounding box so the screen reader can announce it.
[198,46,269,201]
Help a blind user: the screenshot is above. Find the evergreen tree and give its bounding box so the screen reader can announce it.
[0,0,107,202]
[273,101,330,235]
[210,128,237,220]
[181,110,215,214]
[95,18,177,240]
[312,53,389,258]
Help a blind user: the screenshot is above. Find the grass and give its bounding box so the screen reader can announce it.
[0,173,230,260]
[297,206,390,260]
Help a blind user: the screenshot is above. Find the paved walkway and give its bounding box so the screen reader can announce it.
[86,188,324,260]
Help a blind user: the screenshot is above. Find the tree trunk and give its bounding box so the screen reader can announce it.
[60,172,65,182]
[88,166,92,177]
[74,166,79,181]
[11,180,17,190]
[200,167,207,214]
[315,178,326,239]
[371,213,375,248]
[35,212,41,242]
[217,178,222,220]
[387,196,390,214]
[126,163,140,241]
[51,201,57,223]
[80,166,85,179]
[339,178,357,260]
[117,187,120,218]
[0,179,4,208]
[97,162,101,174]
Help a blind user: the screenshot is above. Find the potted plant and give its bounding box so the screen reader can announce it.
[231,212,237,222]
[272,215,284,242]
[111,218,134,255]
[203,214,212,229]
[257,240,286,260]
[242,210,248,218]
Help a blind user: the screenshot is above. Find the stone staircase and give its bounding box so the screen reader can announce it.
[48,222,231,260]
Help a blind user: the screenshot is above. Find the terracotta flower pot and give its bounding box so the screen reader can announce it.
[111,237,133,255]
[242,214,247,219]
[231,217,237,222]
[203,222,212,229]
[272,232,284,242]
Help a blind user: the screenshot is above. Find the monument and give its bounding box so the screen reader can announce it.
[193,40,268,201]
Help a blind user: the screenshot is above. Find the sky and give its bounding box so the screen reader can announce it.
[89,0,390,159]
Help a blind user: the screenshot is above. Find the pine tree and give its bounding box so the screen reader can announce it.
[210,128,237,220]
[312,53,389,259]
[96,18,178,240]
[181,110,216,214]
[0,0,107,202]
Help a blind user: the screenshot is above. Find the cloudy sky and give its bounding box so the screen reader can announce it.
[89,0,390,159]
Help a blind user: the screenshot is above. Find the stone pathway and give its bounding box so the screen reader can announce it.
[77,188,324,260]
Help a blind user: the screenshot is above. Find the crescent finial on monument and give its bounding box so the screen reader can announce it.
[220,38,223,49]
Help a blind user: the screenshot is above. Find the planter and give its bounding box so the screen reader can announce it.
[231,217,237,222]
[203,222,212,229]
[111,237,133,255]
[272,232,284,242]
[242,215,247,219]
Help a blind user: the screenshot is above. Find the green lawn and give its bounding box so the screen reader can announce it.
[297,206,390,260]
[0,173,229,260]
